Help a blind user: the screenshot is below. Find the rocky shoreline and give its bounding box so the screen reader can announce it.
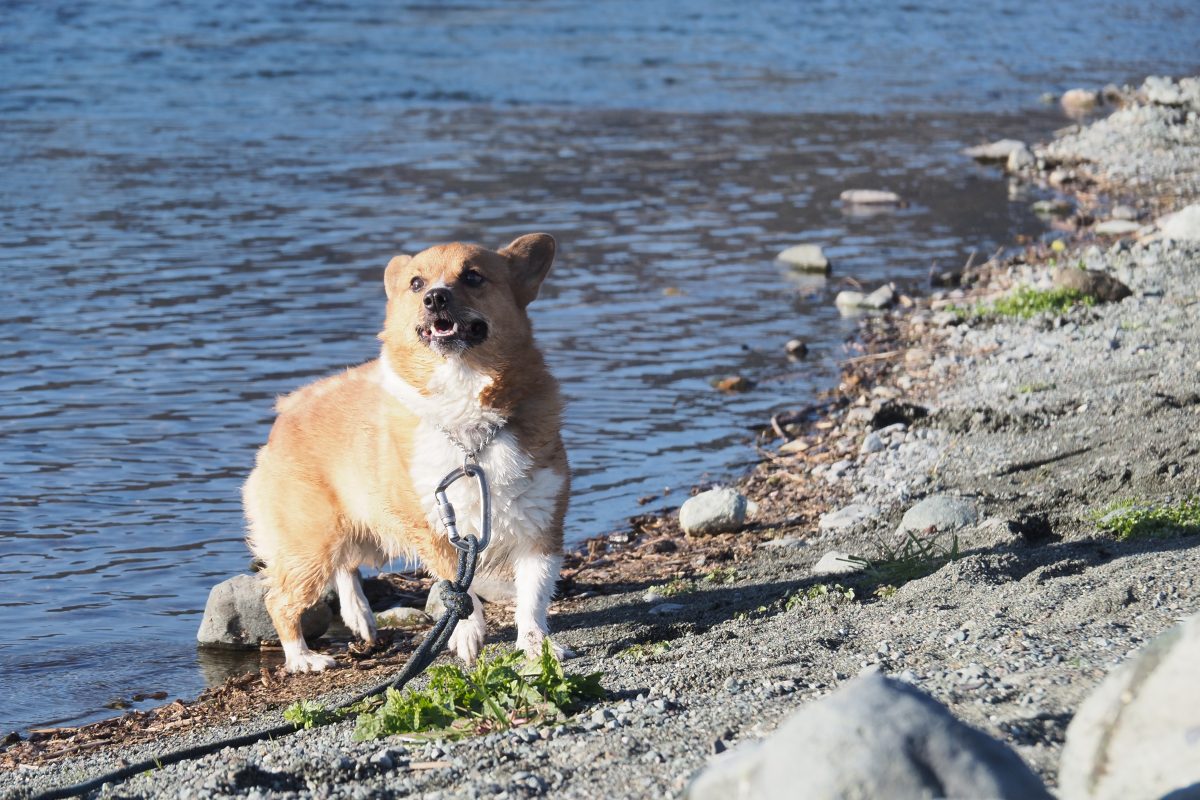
[4,75,1200,799]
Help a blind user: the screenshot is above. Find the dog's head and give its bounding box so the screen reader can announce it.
[379,233,555,373]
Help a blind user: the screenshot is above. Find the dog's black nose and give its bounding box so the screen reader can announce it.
[423,287,451,311]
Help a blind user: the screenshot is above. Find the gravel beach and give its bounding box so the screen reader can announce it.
[4,77,1199,799]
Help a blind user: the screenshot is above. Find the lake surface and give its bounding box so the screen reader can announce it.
[1,0,1198,735]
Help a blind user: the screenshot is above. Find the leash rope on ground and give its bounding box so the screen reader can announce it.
[30,464,490,800]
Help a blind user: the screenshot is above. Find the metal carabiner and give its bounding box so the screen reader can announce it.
[433,460,491,553]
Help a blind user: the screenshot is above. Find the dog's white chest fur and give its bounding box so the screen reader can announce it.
[379,357,563,563]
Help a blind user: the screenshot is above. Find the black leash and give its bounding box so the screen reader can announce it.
[28,534,483,800]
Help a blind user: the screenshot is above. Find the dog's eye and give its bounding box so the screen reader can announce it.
[410,276,425,293]
[462,269,485,288]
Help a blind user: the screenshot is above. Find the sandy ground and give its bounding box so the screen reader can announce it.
[3,79,1199,800]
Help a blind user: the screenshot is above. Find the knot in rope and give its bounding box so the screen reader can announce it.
[436,580,474,620]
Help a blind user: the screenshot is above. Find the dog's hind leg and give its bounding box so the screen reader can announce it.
[245,468,339,673]
[334,567,376,644]
[263,560,337,673]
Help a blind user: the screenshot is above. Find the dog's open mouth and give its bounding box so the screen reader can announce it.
[431,318,458,338]
[417,314,489,350]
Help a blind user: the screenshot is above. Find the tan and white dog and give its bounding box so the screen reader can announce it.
[243,233,569,673]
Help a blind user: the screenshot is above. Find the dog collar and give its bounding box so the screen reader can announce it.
[436,422,504,466]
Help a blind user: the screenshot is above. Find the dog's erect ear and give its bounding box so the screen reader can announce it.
[500,233,555,307]
[383,254,412,300]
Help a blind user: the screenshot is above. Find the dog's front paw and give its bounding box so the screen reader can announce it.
[449,614,486,665]
[519,631,576,661]
[284,650,337,673]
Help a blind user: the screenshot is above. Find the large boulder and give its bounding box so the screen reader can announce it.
[1059,612,1200,800]
[688,673,1051,800]
[197,574,331,648]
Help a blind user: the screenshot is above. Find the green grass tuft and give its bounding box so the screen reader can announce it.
[283,699,334,730]
[1093,497,1200,541]
[281,640,604,742]
[784,583,855,611]
[651,577,696,597]
[701,566,739,585]
[985,286,1093,320]
[351,640,604,741]
[848,530,960,587]
[619,641,673,660]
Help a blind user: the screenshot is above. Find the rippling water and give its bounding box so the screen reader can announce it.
[1,0,1198,734]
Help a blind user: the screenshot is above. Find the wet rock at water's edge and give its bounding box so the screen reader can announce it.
[197,573,332,648]
[776,244,831,273]
[839,189,901,205]
[964,139,1026,163]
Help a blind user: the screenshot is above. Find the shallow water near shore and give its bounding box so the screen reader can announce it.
[2,1,1199,736]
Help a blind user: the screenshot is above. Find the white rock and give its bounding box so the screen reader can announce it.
[859,432,885,455]
[811,550,864,577]
[1061,88,1100,115]
[835,290,866,312]
[778,439,810,455]
[1093,219,1141,236]
[776,244,830,273]
[1005,146,1035,172]
[649,602,686,616]
[370,749,397,770]
[836,285,894,312]
[679,487,748,535]
[1157,203,1200,241]
[818,504,879,533]
[759,537,808,549]
[1032,199,1073,216]
[861,284,896,309]
[964,139,1026,163]
[897,494,979,535]
[1143,75,1186,106]
[931,310,961,327]
[1059,613,1200,800]
[840,189,901,205]
[825,459,853,482]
